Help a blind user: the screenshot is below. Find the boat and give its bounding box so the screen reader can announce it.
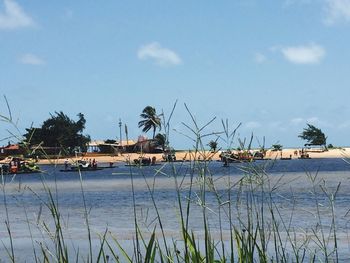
[298,154,311,159]
[60,159,105,172]
[60,167,105,172]
[280,157,292,160]
[0,157,42,175]
[125,157,160,167]
[220,151,254,165]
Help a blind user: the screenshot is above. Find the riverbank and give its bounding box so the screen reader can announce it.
[29,147,349,165]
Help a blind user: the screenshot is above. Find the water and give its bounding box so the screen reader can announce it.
[1,158,350,261]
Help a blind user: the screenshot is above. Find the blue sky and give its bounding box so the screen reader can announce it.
[1,0,350,149]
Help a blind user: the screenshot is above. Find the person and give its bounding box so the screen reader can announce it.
[64,159,69,170]
[151,156,156,165]
[10,159,18,173]
[223,156,228,167]
[109,161,113,167]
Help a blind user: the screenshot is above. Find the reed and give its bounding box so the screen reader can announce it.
[0,98,347,262]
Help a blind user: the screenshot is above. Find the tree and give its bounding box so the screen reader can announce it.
[208,140,218,152]
[138,106,162,139]
[24,111,90,154]
[154,133,166,152]
[271,144,283,151]
[298,124,327,147]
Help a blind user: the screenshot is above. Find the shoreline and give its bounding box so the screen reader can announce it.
[29,147,350,165]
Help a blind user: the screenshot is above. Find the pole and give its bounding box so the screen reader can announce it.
[119,118,122,146]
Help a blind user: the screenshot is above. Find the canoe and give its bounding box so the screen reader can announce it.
[125,163,161,167]
[59,167,105,172]
[1,169,42,175]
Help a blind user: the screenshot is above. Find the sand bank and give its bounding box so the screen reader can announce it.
[33,147,350,165]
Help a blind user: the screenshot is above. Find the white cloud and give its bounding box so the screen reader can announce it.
[19,53,45,65]
[254,52,267,63]
[280,44,325,64]
[138,42,182,66]
[0,0,34,30]
[324,0,350,25]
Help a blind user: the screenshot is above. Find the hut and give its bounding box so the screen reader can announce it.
[0,144,25,157]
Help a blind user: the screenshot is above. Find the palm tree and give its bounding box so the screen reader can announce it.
[155,133,166,152]
[208,140,218,152]
[138,106,162,139]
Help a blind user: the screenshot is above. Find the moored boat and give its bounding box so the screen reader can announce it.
[0,157,41,175]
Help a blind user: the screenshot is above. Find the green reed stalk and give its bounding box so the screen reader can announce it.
[1,173,15,262]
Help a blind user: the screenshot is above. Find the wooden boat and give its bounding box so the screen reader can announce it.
[298,156,311,159]
[298,153,311,159]
[0,157,42,175]
[125,163,161,167]
[0,167,42,175]
[60,159,106,172]
[125,157,160,167]
[100,165,118,169]
[60,167,104,172]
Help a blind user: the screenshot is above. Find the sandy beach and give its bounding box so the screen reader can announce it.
[29,147,350,165]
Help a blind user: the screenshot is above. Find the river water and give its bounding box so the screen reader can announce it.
[1,158,350,262]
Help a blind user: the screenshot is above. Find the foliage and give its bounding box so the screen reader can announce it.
[23,111,90,154]
[105,139,116,144]
[1,101,345,262]
[154,133,166,151]
[271,144,283,151]
[299,123,327,147]
[138,106,162,139]
[208,140,218,152]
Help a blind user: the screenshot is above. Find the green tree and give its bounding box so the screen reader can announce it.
[271,144,283,151]
[138,106,162,139]
[208,140,218,152]
[24,111,90,154]
[298,123,327,147]
[154,133,166,152]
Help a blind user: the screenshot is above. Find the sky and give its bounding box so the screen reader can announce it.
[1,0,350,149]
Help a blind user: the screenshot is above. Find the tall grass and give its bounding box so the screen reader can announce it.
[0,98,348,262]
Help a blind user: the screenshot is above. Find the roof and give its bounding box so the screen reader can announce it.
[119,140,136,146]
[88,140,136,147]
[88,140,106,147]
[0,144,20,150]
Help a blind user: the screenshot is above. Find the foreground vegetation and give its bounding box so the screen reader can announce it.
[0,100,347,262]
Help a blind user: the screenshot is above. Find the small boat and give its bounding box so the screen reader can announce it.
[125,157,160,167]
[100,165,118,169]
[125,163,161,167]
[0,157,42,175]
[60,159,105,172]
[298,153,311,159]
[60,167,105,172]
[220,152,254,166]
